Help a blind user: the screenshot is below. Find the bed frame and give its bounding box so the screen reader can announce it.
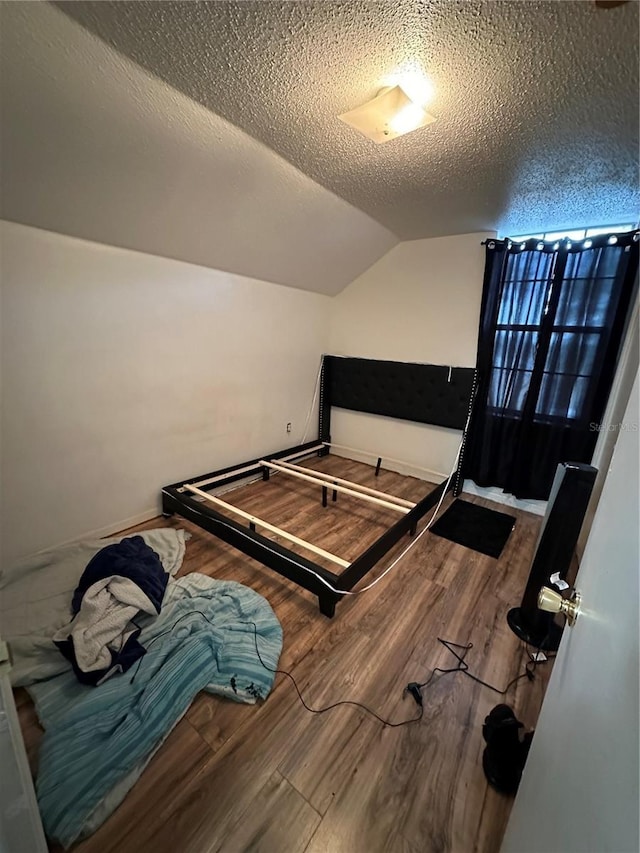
[162,356,476,617]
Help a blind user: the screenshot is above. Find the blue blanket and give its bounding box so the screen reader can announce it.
[28,573,282,848]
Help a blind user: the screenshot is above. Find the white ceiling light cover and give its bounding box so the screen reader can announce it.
[338,85,436,144]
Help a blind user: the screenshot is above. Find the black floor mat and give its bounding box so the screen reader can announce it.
[430,499,516,558]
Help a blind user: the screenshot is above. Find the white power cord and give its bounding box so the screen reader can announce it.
[300,356,324,444]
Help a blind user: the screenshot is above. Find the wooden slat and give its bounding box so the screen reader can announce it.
[274,458,416,508]
[189,444,324,490]
[184,483,350,568]
[261,460,410,514]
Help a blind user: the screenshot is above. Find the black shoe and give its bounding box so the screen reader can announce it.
[482,704,520,743]
[482,705,532,796]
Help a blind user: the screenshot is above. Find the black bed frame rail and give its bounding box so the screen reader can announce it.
[164,439,323,493]
[339,478,449,591]
[162,448,453,617]
[161,482,341,616]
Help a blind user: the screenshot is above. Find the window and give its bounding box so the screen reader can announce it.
[490,224,636,421]
[489,251,553,416]
[464,227,638,499]
[536,248,622,420]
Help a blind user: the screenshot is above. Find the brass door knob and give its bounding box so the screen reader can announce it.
[538,586,581,626]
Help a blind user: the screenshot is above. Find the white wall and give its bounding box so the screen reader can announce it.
[328,232,492,479]
[0,222,330,566]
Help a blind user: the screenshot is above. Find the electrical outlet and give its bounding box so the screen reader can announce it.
[286,422,292,433]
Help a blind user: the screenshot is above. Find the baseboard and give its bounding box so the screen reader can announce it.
[78,508,162,541]
[329,447,447,481]
[25,507,161,560]
[462,480,547,517]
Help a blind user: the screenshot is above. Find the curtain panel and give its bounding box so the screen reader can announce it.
[463,230,639,500]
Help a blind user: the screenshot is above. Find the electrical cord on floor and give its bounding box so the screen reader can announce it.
[129,608,422,726]
[249,629,549,727]
[244,618,424,728]
[408,638,544,703]
[129,609,549,730]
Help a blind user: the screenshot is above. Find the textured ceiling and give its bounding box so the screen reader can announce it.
[57,0,639,239]
[0,3,395,295]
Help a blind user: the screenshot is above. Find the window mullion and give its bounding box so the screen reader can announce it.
[520,247,567,420]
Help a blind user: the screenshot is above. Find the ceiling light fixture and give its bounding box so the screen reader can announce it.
[338,85,436,144]
[382,68,435,109]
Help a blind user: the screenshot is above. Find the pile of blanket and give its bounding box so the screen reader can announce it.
[53,535,169,685]
[1,527,188,687]
[2,529,283,849]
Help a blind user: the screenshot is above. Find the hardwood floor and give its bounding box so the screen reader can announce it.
[16,455,553,853]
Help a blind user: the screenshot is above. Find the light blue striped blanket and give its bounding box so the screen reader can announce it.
[28,573,282,849]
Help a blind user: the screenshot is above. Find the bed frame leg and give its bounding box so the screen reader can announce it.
[409,522,417,537]
[161,493,174,518]
[262,466,270,481]
[375,457,382,477]
[322,485,328,507]
[318,592,338,618]
[332,483,338,502]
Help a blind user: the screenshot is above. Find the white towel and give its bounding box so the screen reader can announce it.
[54,576,160,673]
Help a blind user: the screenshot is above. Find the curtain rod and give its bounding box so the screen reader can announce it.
[482,230,639,248]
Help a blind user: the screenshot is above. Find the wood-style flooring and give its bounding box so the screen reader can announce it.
[16,454,554,853]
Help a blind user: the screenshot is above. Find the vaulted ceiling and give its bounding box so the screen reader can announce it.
[1,1,638,294]
[0,2,396,295]
[55,0,640,238]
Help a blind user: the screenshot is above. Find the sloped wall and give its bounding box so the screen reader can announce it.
[0,222,330,565]
[0,2,396,297]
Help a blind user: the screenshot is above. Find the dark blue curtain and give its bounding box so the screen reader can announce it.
[463,230,639,500]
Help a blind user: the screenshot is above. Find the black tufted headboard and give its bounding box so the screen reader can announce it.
[318,356,475,442]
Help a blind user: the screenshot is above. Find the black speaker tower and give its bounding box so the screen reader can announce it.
[507,461,597,651]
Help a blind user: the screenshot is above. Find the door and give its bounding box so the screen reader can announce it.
[501,371,639,853]
[0,660,48,853]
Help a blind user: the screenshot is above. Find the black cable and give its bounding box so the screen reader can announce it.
[415,638,538,697]
[244,617,424,728]
[129,609,546,729]
[128,608,423,726]
[236,628,542,726]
